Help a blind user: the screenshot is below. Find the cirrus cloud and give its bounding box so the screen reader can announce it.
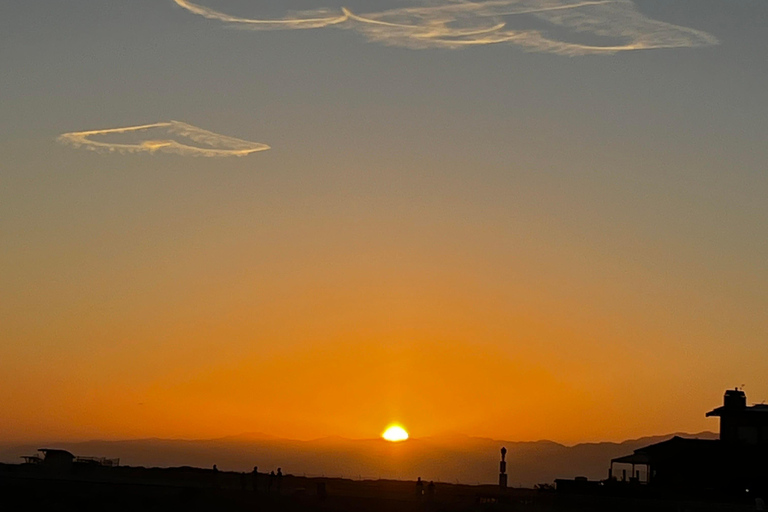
[171,0,718,55]
[58,121,270,157]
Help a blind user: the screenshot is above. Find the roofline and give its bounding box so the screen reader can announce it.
[706,406,768,417]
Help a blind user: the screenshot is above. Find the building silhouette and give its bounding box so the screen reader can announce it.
[706,388,768,445]
[21,448,119,469]
[608,388,768,494]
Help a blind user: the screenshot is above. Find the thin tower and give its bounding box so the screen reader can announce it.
[499,447,508,489]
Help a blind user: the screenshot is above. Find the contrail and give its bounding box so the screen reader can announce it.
[58,121,271,157]
[172,0,349,29]
[340,0,718,53]
[171,0,718,55]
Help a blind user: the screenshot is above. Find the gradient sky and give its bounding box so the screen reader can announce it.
[1,0,767,445]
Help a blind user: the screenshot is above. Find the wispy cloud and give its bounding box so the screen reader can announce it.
[172,0,349,29]
[58,121,270,157]
[172,0,718,55]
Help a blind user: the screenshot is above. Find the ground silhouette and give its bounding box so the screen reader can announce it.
[0,432,718,487]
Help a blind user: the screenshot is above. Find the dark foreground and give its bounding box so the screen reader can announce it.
[0,463,760,512]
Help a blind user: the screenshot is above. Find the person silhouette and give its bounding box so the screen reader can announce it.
[252,466,258,493]
[276,467,283,494]
[212,464,219,489]
[268,470,275,493]
[427,481,435,498]
[416,477,424,496]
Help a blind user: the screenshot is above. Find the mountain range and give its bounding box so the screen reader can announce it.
[0,432,718,486]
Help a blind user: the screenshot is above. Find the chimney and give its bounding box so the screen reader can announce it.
[724,388,746,410]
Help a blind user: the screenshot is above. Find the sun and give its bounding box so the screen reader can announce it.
[382,425,409,442]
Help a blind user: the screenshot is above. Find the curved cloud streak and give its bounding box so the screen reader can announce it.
[58,121,270,157]
[172,0,717,55]
[173,0,349,29]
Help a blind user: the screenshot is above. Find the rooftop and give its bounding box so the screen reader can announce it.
[705,404,768,417]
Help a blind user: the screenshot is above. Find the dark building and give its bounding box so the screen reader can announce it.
[609,389,768,495]
[37,449,75,469]
[706,388,768,445]
[21,449,119,469]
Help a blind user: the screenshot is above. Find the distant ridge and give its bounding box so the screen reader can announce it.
[0,432,717,486]
[215,432,282,442]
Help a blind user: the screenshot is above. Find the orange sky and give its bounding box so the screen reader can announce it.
[2,209,764,443]
[2,0,767,446]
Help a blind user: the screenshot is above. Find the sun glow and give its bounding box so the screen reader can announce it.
[382,425,409,442]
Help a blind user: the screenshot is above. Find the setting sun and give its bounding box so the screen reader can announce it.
[382,425,409,442]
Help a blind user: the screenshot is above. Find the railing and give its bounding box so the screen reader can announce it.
[74,456,120,467]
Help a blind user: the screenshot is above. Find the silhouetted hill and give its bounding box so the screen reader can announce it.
[0,432,717,486]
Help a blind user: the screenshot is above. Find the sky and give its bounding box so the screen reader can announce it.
[1,0,767,445]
